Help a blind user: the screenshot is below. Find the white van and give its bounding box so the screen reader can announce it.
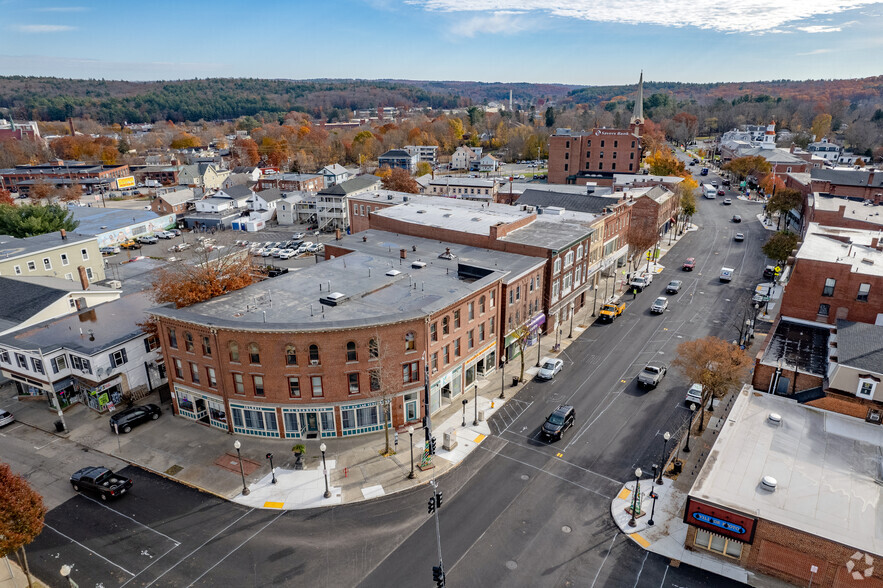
[703,183,717,199]
[720,267,734,282]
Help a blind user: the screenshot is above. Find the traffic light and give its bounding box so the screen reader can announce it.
[432,565,445,587]
[435,491,443,508]
[427,496,436,514]
[430,436,437,455]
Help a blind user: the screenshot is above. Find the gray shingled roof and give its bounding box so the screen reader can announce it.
[812,168,883,189]
[836,320,883,373]
[516,189,616,214]
[219,184,254,199]
[320,175,381,195]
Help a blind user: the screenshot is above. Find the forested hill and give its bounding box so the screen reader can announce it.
[0,75,881,125]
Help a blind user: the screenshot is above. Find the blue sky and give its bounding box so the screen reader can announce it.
[1,0,882,85]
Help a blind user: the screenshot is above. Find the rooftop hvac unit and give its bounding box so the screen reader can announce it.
[411,261,427,269]
[760,476,777,491]
[108,280,122,289]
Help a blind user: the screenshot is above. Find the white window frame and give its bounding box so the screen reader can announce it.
[81,248,89,261]
[86,267,94,279]
[551,280,560,303]
[43,258,52,270]
[562,273,572,295]
[576,244,584,259]
[553,258,561,275]
[564,251,574,268]
[27,261,36,272]
[14,265,21,275]
[61,253,69,266]
[857,378,877,400]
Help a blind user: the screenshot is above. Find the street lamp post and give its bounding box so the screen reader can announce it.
[266,452,276,484]
[683,403,697,453]
[60,564,74,587]
[320,442,331,498]
[628,467,642,527]
[233,440,249,496]
[656,431,670,485]
[536,327,542,367]
[499,356,506,400]
[568,303,574,338]
[407,425,416,479]
[648,487,658,526]
[461,398,468,427]
[473,380,479,426]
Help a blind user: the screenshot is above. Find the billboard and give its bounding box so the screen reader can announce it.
[684,497,757,544]
[116,176,136,189]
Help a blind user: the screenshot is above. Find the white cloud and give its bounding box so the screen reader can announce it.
[35,6,88,11]
[408,0,877,34]
[797,25,841,32]
[458,11,534,37]
[796,48,833,55]
[13,24,75,32]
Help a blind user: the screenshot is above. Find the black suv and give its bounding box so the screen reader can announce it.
[541,405,575,441]
[109,403,162,433]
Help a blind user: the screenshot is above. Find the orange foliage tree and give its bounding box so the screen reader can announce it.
[0,462,47,587]
[759,173,785,195]
[0,189,15,206]
[233,138,260,166]
[381,167,420,194]
[151,249,254,308]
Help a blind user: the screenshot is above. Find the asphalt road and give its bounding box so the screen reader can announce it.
[10,159,770,588]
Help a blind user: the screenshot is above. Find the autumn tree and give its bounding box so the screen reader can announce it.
[0,203,79,238]
[170,133,201,150]
[151,248,253,308]
[0,189,15,206]
[233,138,260,166]
[762,231,798,265]
[0,462,47,588]
[29,179,56,203]
[640,119,667,158]
[627,210,659,273]
[766,187,803,229]
[758,173,785,196]
[416,161,432,176]
[365,332,399,457]
[723,155,771,182]
[512,324,531,384]
[58,183,83,204]
[677,184,697,232]
[672,337,751,431]
[646,149,687,177]
[811,113,832,141]
[381,167,420,194]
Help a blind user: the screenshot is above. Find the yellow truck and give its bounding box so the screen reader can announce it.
[598,301,626,322]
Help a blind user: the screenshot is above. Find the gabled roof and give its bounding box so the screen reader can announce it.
[379,149,414,159]
[254,187,283,203]
[0,276,113,333]
[319,175,382,196]
[516,189,616,214]
[321,164,348,175]
[812,168,883,188]
[836,320,883,374]
[232,166,258,174]
[219,184,254,199]
[158,188,195,207]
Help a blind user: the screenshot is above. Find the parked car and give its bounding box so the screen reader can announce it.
[650,296,668,314]
[638,361,667,388]
[109,403,162,433]
[262,248,275,257]
[598,301,626,322]
[278,249,295,260]
[157,231,175,239]
[541,405,575,441]
[0,409,14,427]
[99,246,120,256]
[170,228,182,236]
[734,233,745,242]
[120,240,141,250]
[293,232,306,239]
[686,383,703,407]
[732,215,742,223]
[629,272,653,291]
[307,243,323,253]
[763,265,777,279]
[138,235,158,245]
[665,280,682,294]
[536,358,564,380]
[70,466,132,501]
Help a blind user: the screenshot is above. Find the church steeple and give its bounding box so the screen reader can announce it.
[630,71,644,126]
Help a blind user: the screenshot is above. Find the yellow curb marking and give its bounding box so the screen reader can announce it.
[620,379,627,383]
[556,452,563,458]
[630,533,651,548]
[617,488,632,500]
[663,328,669,331]
[264,501,284,509]
[474,434,486,443]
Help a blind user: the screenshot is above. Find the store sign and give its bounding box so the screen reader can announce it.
[528,313,546,330]
[684,497,757,544]
[116,176,136,189]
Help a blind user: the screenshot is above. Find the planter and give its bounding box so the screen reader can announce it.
[294,452,304,470]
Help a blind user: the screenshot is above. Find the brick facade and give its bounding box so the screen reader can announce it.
[780,257,883,325]
[548,128,642,185]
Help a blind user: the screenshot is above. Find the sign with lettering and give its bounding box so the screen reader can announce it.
[684,497,757,544]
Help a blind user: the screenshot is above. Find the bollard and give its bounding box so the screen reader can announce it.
[344,467,348,477]
[491,401,495,409]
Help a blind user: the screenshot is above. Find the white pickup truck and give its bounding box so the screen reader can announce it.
[629,272,654,292]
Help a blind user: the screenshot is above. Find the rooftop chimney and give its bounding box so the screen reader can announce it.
[335,228,341,241]
[400,248,407,259]
[77,265,89,290]
[60,229,67,241]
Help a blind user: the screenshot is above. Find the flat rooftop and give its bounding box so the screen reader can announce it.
[70,207,161,235]
[347,190,419,206]
[151,250,506,331]
[812,194,883,227]
[333,229,545,284]
[760,318,829,376]
[0,291,154,355]
[500,209,598,250]
[373,196,534,236]
[796,224,883,276]
[690,389,883,556]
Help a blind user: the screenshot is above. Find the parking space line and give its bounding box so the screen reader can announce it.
[185,511,285,587]
[82,494,181,546]
[143,508,255,588]
[44,523,136,577]
[33,438,59,450]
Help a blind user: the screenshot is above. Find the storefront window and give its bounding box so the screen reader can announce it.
[177,391,194,412]
[465,364,476,387]
[694,528,742,559]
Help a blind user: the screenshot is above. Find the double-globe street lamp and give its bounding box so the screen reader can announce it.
[683,403,698,453]
[320,442,331,499]
[628,467,642,528]
[407,425,416,480]
[656,431,670,485]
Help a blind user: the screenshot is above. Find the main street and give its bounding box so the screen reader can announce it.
[6,161,770,587]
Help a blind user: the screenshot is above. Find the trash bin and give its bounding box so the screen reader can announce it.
[512,376,520,387]
[671,460,683,475]
[54,420,64,433]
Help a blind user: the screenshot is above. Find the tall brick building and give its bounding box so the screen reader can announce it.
[547,74,644,185]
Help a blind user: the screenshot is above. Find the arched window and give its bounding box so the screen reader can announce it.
[564,251,574,268]
[346,341,357,362]
[249,343,260,364]
[309,344,320,365]
[229,341,240,362]
[479,295,486,314]
[369,338,379,359]
[576,244,584,259]
[184,332,194,352]
[285,345,297,366]
[405,331,416,351]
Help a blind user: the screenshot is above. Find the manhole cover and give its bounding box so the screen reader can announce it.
[505,561,517,570]
[520,474,529,481]
[562,525,572,533]
[165,464,183,476]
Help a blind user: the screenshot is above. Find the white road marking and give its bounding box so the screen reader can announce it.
[44,523,136,576]
[591,532,619,588]
[82,494,181,546]
[633,550,649,587]
[34,438,60,450]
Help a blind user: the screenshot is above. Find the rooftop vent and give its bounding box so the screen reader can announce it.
[761,476,778,491]
[319,292,346,307]
[412,261,427,269]
[386,269,401,276]
[416,209,426,214]
[768,413,782,425]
